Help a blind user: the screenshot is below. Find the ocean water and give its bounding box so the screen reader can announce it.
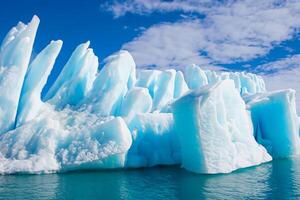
[0,158,300,200]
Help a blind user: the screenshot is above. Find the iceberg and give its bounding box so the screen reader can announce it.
[244,90,300,158]
[204,70,266,94]
[119,87,152,118]
[135,69,161,98]
[184,64,208,89]
[45,42,98,110]
[174,71,189,98]
[0,105,132,174]
[172,80,271,174]
[16,40,62,126]
[0,16,39,134]
[82,50,136,116]
[0,16,298,174]
[126,113,180,168]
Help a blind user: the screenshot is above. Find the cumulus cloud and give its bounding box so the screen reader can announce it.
[122,20,213,70]
[102,0,227,18]
[256,55,300,112]
[103,0,300,110]
[105,0,300,69]
[256,54,300,74]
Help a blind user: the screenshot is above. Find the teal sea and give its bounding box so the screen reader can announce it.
[0,157,300,200]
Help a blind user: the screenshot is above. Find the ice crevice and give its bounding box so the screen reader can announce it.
[0,16,299,174]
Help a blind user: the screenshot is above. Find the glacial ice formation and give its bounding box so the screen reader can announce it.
[0,16,39,134]
[244,90,300,158]
[126,113,180,168]
[172,80,271,173]
[0,105,132,173]
[0,16,298,174]
[45,41,98,110]
[16,40,62,126]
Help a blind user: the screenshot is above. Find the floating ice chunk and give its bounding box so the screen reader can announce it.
[58,116,132,171]
[119,87,152,117]
[184,64,208,89]
[226,72,265,94]
[16,40,62,126]
[0,16,39,67]
[239,72,265,94]
[46,42,98,109]
[174,71,189,98]
[156,70,189,113]
[205,70,220,84]
[183,64,266,95]
[0,105,132,174]
[0,22,26,52]
[0,16,39,134]
[298,117,300,139]
[136,69,161,98]
[136,69,181,112]
[244,90,300,158]
[0,114,60,174]
[172,80,271,174]
[126,113,180,167]
[84,50,136,116]
[45,42,90,100]
[152,69,176,111]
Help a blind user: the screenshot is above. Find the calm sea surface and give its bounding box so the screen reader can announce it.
[0,157,300,200]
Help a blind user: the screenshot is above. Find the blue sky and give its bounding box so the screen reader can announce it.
[1,0,300,107]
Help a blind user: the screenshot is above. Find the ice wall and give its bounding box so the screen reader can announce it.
[45,42,98,109]
[0,16,39,134]
[172,80,271,174]
[16,40,62,126]
[0,16,298,174]
[0,105,132,174]
[244,90,300,158]
[125,113,180,168]
[119,87,152,118]
[82,50,136,116]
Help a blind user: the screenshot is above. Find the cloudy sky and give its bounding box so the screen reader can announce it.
[0,0,300,110]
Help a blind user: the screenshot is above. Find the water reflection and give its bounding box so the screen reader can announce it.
[266,158,300,199]
[0,173,60,200]
[0,158,300,200]
[178,164,272,200]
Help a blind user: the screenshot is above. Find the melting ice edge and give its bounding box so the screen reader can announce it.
[0,16,299,174]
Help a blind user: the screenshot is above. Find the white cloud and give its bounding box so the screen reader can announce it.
[104,0,300,111]
[114,0,300,69]
[263,70,300,114]
[256,54,300,74]
[102,0,226,18]
[257,55,300,113]
[123,20,214,70]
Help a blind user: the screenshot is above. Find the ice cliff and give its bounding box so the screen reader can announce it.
[0,16,299,174]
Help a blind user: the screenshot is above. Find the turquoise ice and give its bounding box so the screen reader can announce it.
[0,16,299,174]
